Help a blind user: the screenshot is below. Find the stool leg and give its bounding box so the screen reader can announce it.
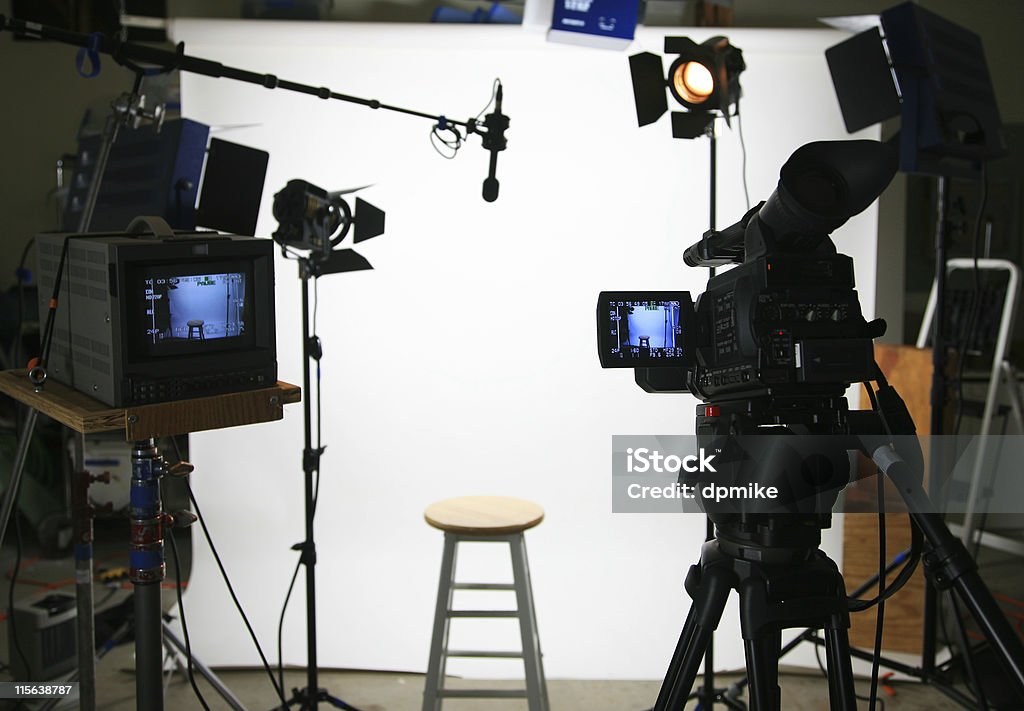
[510,534,549,711]
[423,532,459,711]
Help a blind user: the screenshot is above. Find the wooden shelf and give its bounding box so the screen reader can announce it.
[0,369,300,440]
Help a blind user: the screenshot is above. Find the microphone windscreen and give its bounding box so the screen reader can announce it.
[483,177,499,202]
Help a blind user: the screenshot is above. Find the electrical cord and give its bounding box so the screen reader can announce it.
[813,638,885,711]
[953,163,989,436]
[430,125,463,159]
[868,448,886,711]
[167,526,209,710]
[169,437,288,706]
[7,510,29,677]
[735,104,750,211]
[845,378,923,613]
[429,77,499,160]
[474,78,500,123]
[186,480,288,706]
[277,557,302,697]
[13,237,35,370]
[314,276,323,511]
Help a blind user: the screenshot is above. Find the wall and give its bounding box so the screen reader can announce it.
[170,19,880,679]
[0,0,137,293]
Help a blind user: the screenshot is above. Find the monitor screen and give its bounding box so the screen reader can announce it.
[130,261,255,358]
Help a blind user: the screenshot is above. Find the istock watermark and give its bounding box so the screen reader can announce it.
[612,434,1024,514]
[625,447,717,473]
[625,482,779,501]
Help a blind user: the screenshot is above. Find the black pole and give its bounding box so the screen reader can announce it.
[301,263,320,709]
[702,126,717,711]
[131,439,165,711]
[923,175,949,676]
[709,126,717,233]
[929,175,949,437]
[289,260,360,711]
[0,15,473,131]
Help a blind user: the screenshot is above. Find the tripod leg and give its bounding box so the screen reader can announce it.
[655,565,732,711]
[823,622,858,711]
[743,631,781,711]
[871,448,1024,699]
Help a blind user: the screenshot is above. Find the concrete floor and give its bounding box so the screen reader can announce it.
[0,518,1000,710]
[87,648,967,711]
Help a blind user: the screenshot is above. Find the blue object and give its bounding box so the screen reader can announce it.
[62,118,210,232]
[75,32,103,78]
[432,7,478,22]
[486,2,521,23]
[432,3,521,24]
[551,0,639,42]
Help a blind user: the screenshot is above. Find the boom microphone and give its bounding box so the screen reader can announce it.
[480,83,509,202]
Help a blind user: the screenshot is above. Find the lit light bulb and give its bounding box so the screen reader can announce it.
[673,62,714,104]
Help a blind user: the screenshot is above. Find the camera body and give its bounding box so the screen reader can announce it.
[690,247,875,401]
[597,244,876,402]
[598,140,896,404]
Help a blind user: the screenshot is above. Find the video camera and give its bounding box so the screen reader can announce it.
[597,140,897,403]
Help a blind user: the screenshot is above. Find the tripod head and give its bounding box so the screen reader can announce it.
[683,394,858,561]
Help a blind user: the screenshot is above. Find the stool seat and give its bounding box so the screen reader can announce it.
[424,496,544,535]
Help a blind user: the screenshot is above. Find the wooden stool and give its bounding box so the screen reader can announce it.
[186,319,205,340]
[423,496,549,711]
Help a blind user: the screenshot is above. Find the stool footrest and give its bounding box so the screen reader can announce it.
[448,609,519,618]
[446,650,523,658]
[438,689,528,699]
[452,582,516,590]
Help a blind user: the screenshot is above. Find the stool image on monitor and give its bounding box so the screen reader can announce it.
[422,496,549,711]
[187,319,206,339]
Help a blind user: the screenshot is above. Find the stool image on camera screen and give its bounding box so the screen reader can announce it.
[145,272,246,343]
[613,300,682,357]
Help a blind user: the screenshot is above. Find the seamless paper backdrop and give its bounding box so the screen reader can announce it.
[170,19,880,679]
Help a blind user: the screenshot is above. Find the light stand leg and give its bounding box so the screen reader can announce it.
[0,408,38,552]
[162,620,247,711]
[71,432,97,711]
[131,439,166,711]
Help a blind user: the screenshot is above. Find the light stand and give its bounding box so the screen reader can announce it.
[272,186,384,711]
[825,5,1008,693]
[281,255,361,711]
[628,36,745,710]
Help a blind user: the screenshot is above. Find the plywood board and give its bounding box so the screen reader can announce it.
[0,369,299,439]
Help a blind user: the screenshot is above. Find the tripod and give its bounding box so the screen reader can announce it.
[658,536,858,710]
[655,392,1024,710]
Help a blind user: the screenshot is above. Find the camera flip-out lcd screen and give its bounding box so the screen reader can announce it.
[597,291,694,368]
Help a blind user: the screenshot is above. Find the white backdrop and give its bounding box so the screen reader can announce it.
[170,19,881,681]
